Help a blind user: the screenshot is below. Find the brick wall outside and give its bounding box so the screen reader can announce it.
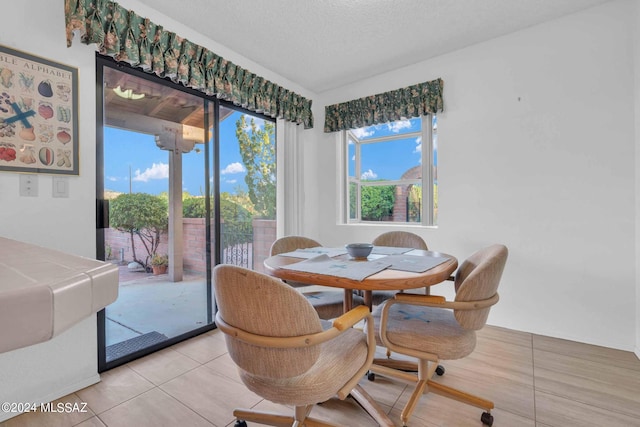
[104,218,276,274]
[252,219,277,274]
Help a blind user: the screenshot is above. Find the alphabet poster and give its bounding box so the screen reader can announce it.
[0,45,78,175]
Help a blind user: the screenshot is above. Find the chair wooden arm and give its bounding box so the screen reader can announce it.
[391,292,500,310]
[394,293,446,304]
[332,305,370,331]
[215,305,373,349]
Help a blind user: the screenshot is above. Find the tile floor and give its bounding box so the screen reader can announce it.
[2,325,640,427]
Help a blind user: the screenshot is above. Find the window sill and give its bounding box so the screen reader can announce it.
[338,222,438,230]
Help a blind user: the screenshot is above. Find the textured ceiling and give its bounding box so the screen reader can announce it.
[135,0,610,94]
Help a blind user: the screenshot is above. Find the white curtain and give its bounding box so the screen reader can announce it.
[276,119,304,237]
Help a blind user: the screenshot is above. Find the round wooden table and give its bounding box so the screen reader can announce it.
[263,249,458,311]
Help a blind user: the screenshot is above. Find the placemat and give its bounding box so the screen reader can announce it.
[281,254,392,281]
[382,254,449,273]
[278,247,348,259]
[371,245,414,255]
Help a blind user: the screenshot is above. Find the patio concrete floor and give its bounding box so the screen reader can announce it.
[105,265,213,347]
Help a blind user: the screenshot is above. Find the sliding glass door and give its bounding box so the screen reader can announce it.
[96,59,215,370]
[96,56,277,371]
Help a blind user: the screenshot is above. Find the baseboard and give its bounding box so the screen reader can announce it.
[635,346,640,361]
[0,374,100,423]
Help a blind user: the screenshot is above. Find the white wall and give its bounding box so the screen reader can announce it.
[0,2,97,256]
[309,0,637,351]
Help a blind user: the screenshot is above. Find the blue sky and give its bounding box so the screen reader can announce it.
[347,116,437,181]
[104,110,263,196]
[105,113,435,196]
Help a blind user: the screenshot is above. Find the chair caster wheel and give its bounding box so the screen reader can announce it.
[234,420,248,427]
[481,411,494,426]
[367,371,375,381]
[435,365,445,376]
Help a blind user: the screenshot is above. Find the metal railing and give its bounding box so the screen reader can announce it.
[220,221,253,269]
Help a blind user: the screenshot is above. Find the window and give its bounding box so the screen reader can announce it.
[344,115,437,225]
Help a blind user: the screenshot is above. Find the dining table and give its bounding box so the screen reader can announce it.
[263,246,458,311]
[263,245,458,427]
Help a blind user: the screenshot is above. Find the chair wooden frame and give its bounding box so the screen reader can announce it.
[372,288,501,426]
[216,305,379,426]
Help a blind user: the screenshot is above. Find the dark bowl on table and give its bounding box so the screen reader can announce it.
[345,243,374,259]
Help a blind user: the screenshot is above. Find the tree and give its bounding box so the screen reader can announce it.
[361,185,395,221]
[235,115,276,218]
[182,195,207,218]
[182,192,254,223]
[109,193,168,269]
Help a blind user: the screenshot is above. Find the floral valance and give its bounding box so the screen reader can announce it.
[64,0,313,129]
[324,78,443,132]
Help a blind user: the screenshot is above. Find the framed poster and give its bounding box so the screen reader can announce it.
[0,45,78,175]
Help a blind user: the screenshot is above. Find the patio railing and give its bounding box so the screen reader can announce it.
[221,221,253,269]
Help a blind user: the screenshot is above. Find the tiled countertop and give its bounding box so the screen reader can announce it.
[0,237,118,354]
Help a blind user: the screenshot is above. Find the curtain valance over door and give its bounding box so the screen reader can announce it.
[64,0,314,129]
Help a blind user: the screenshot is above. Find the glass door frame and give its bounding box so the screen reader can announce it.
[95,55,222,372]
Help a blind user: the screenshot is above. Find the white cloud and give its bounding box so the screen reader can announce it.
[226,179,237,184]
[387,120,411,133]
[107,176,118,182]
[351,155,355,161]
[242,114,264,132]
[414,136,422,154]
[361,169,378,180]
[132,163,169,182]
[351,128,374,138]
[221,162,246,175]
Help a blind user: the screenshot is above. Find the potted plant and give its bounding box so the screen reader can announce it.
[150,253,168,275]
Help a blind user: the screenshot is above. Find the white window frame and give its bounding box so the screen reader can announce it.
[340,114,435,226]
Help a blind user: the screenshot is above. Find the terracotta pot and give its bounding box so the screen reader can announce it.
[152,265,168,275]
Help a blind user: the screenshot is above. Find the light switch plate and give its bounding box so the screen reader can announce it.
[19,174,38,197]
[52,176,69,198]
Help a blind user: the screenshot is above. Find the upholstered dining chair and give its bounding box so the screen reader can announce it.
[369,231,430,305]
[213,264,376,427]
[371,244,508,427]
[270,235,364,319]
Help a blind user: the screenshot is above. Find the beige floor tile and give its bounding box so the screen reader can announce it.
[12,324,638,427]
[205,328,226,340]
[391,387,536,427]
[533,349,640,418]
[221,397,389,427]
[357,374,408,409]
[427,364,535,419]
[388,406,438,426]
[203,353,244,384]
[76,365,155,414]
[535,390,640,427]
[160,365,263,425]
[533,334,640,371]
[445,336,534,386]
[171,332,228,364]
[74,417,107,427]
[1,393,94,427]
[98,388,212,427]
[477,325,533,349]
[127,347,201,385]
[389,403,535,427]
[307,395,394,427]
